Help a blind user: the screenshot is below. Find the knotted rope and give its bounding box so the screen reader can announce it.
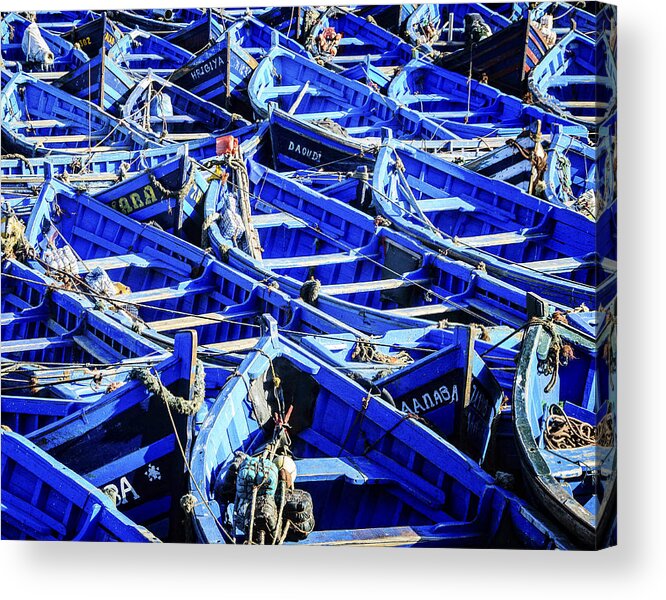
[532,316,575,394]
[351,339,413,366]
[129,361,206,415]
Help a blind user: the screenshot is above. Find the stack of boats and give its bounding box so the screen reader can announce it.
[1,3,617,549]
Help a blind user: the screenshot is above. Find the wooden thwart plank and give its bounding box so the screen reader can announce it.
[456,231,548,248]
[202,337,261,353]
[148,311,235,332]
[321,278,428,296]
[262,252,358,269]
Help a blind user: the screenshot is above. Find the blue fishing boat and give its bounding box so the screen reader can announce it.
[163,9,225,55]
[106,8,203,34]
[121,70,252,148]
[528,29,616,128]
[1,70,155,157]
[513,308,616,548]
[188,318,571,548]
[353,3,418,35]
[404,3,511,49]
[92,146,207,238]
[26,330,224,540]
[265,104,377,172]
[26,10,99,36]
[108,29,195,77]
[506,2,600,39]
[1,259,167,435]
[1,429,159,542]
[436,17,555,97]
[304,6,413,71]
[249,47,469,170]
[21,175,368,350]
[299,324,504,464]
[54,51,136,114]
[0,144,197,194]
[0,12,89,78]
[387,58,588,138]
[372,137,616,311]
[170,15,307,117]
[61,12,122,59]
[465,123,602,216]
[205,159,551,330]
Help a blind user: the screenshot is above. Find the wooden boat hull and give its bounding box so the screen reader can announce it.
[512,312,617,548]
[62,13,120,59]
[0,12,89,77]
[372,138,617,311]
[171,16,306,118]
[267,104,376,171]
[28,331,208,541]
[2,429,159,542]
[92,146,206,238]
[388,59,588,137]
[164,9,224,54]
[528,30,616,128]
[437,18,552,97]
[55,53,135,115]
[108,30,195,77]
[404,2,511,49]
[189,318,572,548]
[1,71,156,157]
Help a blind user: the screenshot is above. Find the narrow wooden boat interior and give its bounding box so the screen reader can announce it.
[1,70,155,156]
[513,308,616,548]
[373,138,616,309]
[305,6,413,70]
[0,12,89,79]
[190,320,571,548]
[404,2,511,49]
[121,70,251,144]
[22,176,361,352]
[528,29,616,127]
[206,161,536,329]
[387,59,588,138]
[249,46,458,143]
[25,330,228,540]
[436,17,553,97]
[108,29,195,77]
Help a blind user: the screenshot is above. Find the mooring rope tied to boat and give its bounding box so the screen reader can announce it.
[157,369,237,544]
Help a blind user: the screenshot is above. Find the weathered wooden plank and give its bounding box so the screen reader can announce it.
[321,278,429,296]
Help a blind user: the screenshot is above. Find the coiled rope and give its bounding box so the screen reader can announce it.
[351,339,413,366]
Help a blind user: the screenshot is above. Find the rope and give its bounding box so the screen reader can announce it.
[2,153,34,173]
[129,361,205,415]
[149,162,195,201]
[532,316,575,394]
[1,214,34,260]
[543,403,614,450]
[351,339,413,366]
[201,211,220,249]
[159,371,236,543]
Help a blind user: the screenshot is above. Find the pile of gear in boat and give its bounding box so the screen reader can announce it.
[0,3,617,549]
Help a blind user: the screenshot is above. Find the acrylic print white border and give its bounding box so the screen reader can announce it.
[1,0,664,597]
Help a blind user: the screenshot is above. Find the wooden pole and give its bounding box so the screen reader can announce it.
[98,46,106,110]
[225,30,231,108]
